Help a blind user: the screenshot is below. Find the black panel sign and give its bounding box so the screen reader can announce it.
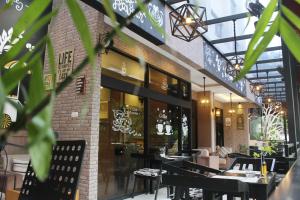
[96,0,165,44]
[203,41,247,96]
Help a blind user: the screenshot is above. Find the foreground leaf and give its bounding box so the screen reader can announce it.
[245,0,278,60]
[12,0,52,38]
[236,15,280,81]
[280,17,300,63]
[26,56,55,181]
[281,5,300,30]
[0,9,58,68]
[66,0,95,66]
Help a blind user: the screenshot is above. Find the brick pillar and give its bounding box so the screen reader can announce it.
[44,1,103,199]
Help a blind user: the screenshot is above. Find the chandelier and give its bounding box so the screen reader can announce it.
[201,77,209,104]
[250,64,264,97]
[169,2,207,42]
[226,20,244,78]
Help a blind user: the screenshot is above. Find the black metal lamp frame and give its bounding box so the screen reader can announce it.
[263,71,273,104]
[226,20,244,78]
[169,2,207,42]
[250,64,264,97]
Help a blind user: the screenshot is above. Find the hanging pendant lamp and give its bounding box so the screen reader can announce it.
[169,1,208,42]
[228,93,235,114]
[201,77,209,104]
[226,20,244,78]
[274,83,282,109]
[264,71,273,104]
[250,64,264,97]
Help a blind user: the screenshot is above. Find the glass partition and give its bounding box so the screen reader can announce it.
[102,51,145,86]
[149,99,180,155]
[149,67,179,97]
[99,87,144,199]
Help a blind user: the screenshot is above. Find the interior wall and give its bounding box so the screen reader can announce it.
[223,102,257,152]
[193,91,214,149]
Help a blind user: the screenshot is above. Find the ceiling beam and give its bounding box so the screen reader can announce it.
[224,46,282,57]
[205,12,249,25]
[205,7,279,25]
[248,75,283,81]
[165,0,185,4]
[247,68,282,74]
[260,81,285,85]
[256,58,283,64]
[211,34,253,44]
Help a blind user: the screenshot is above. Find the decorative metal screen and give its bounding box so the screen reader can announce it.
[19,140,85,200]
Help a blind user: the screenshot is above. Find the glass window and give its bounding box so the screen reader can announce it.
[181,81,191,100]
[101,51,145,86]
[181,108,191,151]
[149,99,180,156]
[99,87,144,199]
[149,67,179,97]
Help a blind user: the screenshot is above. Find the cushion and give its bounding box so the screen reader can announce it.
[200,149,209,157]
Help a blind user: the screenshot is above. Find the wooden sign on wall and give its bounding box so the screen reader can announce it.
[56,49,74,83]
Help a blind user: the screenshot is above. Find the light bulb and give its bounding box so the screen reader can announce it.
[280,110,285,115]
[267,98,272,103]
[256,86,261,91]
[234,63,240,70]
[185,17,193,24]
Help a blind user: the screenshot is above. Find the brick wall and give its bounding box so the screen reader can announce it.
[44,1,103,199]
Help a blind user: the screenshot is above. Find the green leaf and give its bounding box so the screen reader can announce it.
[281,5,300,30]
[46,37,57,88]
[102,0,127,41]
[136,0,165,37]
[0,10,58,68]
[280,17,300,63]
[1,36,48,94]
[0,80,5,124]
[0,0,13,15]
[245,0,278,60]
[65,0,95,66]
[12,0,52,38]
[26,56,55,181]
[235,15,280,81]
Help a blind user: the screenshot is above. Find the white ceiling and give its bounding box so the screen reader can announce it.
[192,83,248,103]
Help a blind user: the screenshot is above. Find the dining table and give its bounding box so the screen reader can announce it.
[211,169,277,200]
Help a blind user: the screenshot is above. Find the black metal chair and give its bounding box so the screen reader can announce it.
[131,154,164,200]
[19,140,85,200]
[162,160,222,199]
[230,157,276,172]
[162,174,249,200]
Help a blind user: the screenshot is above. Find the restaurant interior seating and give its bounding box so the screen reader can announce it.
[230,157,276,172]
[131,154,165,200]
[162,161,250,200]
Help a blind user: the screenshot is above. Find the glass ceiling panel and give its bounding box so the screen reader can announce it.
[255,62,283,70]
[215,36,282,55]
[196,0,272,21]
[226,49,282,62]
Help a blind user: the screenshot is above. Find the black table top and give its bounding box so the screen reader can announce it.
[269,158,300,200]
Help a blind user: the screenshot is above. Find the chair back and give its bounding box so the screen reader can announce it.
[230,157,276,171]
[162,174,249,194]
[19,140,85,200]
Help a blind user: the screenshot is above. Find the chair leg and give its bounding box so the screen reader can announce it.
[227,194,234,200]
[154,177,160,200]
[131,176,137,198]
